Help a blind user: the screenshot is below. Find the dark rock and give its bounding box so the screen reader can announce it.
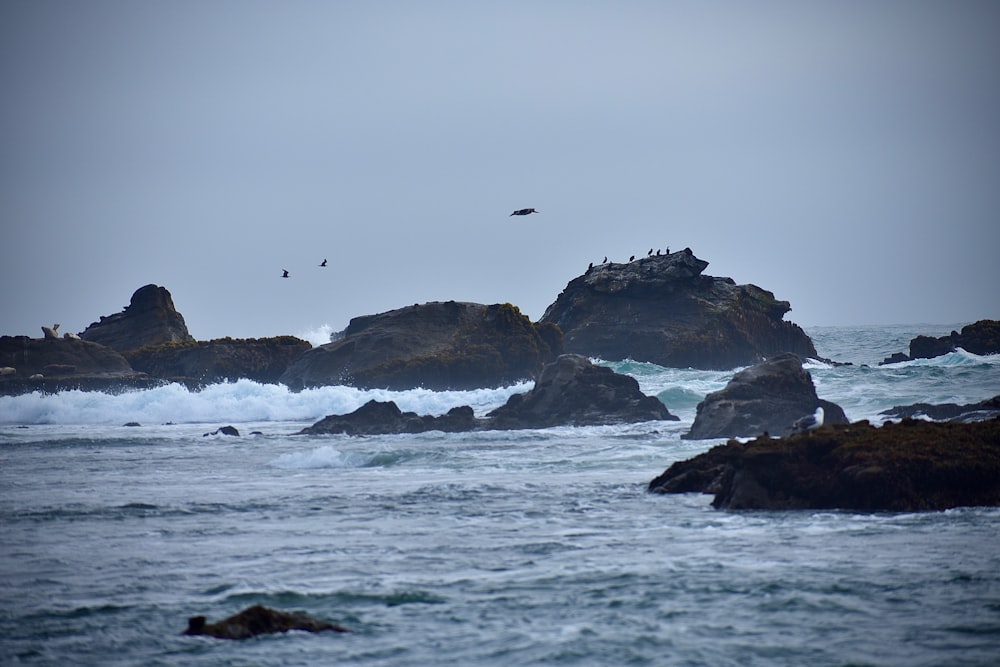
[539,248,818,370]
[125,336,311,384]
[683,353,848,440]
[0,336,136,378]
[280,301,562,391]
[880,320,1000,365]
[124,422,141,427]
[486,354,677,428]
[80,284,194,352]
[650,417,1000,511]
[300,355,676,435]
[879,395,1000,423]
[204,425,240,437]
[183,604,349,639]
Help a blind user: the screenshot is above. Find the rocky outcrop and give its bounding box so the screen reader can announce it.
[879,395,1000,423]
[300,355,676,435]
[539,249,817,370]
[124,336,311,384]
[485,354,677,428]
[683,353,848,440]
[649,417,1000,511]
[80,284,194,352]
[183,605,349,639]
[280,301,562,391]
[879,319,1000,365]
[0,336,136,378]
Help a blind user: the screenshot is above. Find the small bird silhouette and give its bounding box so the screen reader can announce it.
[319,259,327,267]
[602,256,608,263]
[629,255,635,262]
[282,269,289,278]
[510,208,538,216]
[648,248,653,256]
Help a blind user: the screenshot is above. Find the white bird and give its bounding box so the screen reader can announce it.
[789,406,824,435]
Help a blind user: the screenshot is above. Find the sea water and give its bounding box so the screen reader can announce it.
[1,325,999,666]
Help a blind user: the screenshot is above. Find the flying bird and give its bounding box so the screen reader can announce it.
[510,208,538,216]
[319,259,327,267]
[281,269,289,278]
[789,406,825,435]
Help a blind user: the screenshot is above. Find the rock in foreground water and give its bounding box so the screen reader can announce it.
[183,604,349,639]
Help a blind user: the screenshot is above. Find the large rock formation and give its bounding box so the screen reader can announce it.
[280,301,563,391]
[649,417,1000,511]
[879,319,1000,365]
[183,604,348,639]
[80,284,194,352]
[0,335,152,395]
[539,249,817,370]
[299,354,677,435]
[124,336,311,385]
[683,353,848,440]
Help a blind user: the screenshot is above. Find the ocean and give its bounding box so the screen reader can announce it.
[2,324,999,666]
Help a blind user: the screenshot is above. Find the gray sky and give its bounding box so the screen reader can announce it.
[3,1,998,343]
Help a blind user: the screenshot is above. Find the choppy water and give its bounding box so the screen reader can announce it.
[2,325,999,666]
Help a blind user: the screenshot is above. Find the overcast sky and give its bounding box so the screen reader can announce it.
[3,1,998,343]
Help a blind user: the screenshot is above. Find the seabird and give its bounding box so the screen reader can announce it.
[602,256,608,263]
[629,255,635,262]
[648,248,653,256]
[510,208,538,216]
[588,262,593,271]
[789,406,824,435]
[656,249,661,256]
[319,259,327,267]
[282,269,290,278]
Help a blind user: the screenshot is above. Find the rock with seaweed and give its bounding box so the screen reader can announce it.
[683,353,848,440]
[538,248,818,370]
[125,336,311,385]
[300,354,676,435]
[878,319,1000,365]
[280,301,563,391]
[649,417,1000,511]
[80,284,194,352]
[183,604,349,639]
[879,395,1000,423]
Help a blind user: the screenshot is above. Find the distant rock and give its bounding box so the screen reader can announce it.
[203,425,240,437]
[81,284,194,352]
[879,395,1000,423]
[683,353,848,440]
[280,301,563,391]
[649,417,1000,511]
[300,355,676,435]
[485,354,677,429]
[183,604,349,640]
[125,336,311,385]
[539,248,818,370]
[879,319,1000,365]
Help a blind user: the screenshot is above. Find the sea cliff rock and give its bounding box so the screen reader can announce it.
[683,353,848,440]
[280,301,562,391]
[879,395,1000,424]
[879,319,1000,365]
[80,284,194,352]
[183,604,348,639]
[0,335,137,378]
[539,249,817,370]
[649,417,1000,511]
[125,336,311,385]
[299,355,676,435]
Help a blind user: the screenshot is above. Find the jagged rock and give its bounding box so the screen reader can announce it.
[683,353,848,440]
[203,425,240,437]
[80,284,194,352]
[649,418,1000,511]
[125,336,311,384]
[485,354,677,428]
[280,301,562,391]
[879,320,1000,365]
[300,355,676,435]
[539,248,818,370]
[183,604,349,640]
[879,395,1000,423]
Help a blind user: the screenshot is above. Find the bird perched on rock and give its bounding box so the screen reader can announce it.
[281,269,289,278]
[319,259,327,267]
[629,255,635,262]
[510,208,538,216]
[789,406,824,435]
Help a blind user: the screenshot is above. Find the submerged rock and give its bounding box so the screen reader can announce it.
[649,417,1000,511]
[81,284,194,352]
[879,395,1000,423]
[683,353,848,440]
[879,319,1000,365]
[280,301,562,391]
[183,604,349,639]
[300,355,676,435]
[539,248,817,370]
